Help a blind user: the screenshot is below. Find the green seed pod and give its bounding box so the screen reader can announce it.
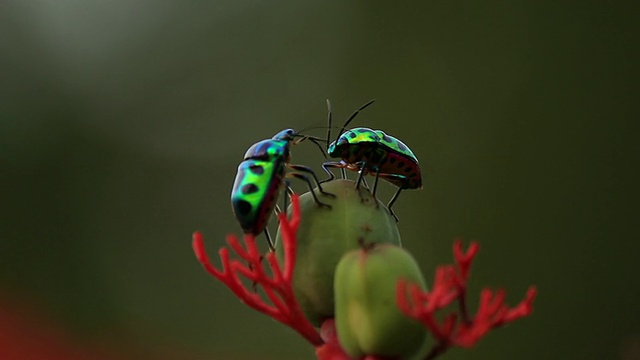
[334,243,428,359]
[275,179,401,326]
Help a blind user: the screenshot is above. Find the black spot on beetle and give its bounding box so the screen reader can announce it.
[349,132,357,139]
[397,142,408,152]
[405,166,413,173]
[236,200,252,215]
[398,161,405,168]
[249,164,264,175]
[383,135,392,142]
[242,183,259,195]
[389,157,396,164]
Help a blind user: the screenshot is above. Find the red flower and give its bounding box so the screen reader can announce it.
[192,194,322,346]
[397,240,537,359]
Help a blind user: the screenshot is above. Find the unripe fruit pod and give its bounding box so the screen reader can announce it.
[275,179,401,326]
[334,243,428,359]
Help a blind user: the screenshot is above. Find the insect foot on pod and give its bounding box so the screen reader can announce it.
[275,179,401,327]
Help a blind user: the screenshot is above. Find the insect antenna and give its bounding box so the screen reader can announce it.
[326,99,332,152]
[334,99,376,144]
[307,137,328,159]
[298,98,376,155]
[298,125,342,141]
[293,134,328,159]
[297,124,341,134]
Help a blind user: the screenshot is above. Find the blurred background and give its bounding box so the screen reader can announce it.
[1,1,637,359]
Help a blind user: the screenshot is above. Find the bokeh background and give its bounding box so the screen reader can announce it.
[1,1,637,359]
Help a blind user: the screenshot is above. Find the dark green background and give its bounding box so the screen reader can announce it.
[1,1,637,359]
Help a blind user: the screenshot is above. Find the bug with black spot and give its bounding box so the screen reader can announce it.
[321,100,423,220]
[231,129,333,251]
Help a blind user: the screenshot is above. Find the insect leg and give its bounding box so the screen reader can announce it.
[353,162,373,203]
[320,162,338,183]
[384,175,409,222]
[287,172,332,209]
[371,167,381,198]
[263,228,276,251]
[354,161,368,190]
[288,164,336,198]
[274,180,292,219]
[283,180,293,214]
[387,189,402,222]
[360,175,370,190]
[276,184,293,215]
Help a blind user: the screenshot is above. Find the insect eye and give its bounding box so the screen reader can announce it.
[284,129,298,140]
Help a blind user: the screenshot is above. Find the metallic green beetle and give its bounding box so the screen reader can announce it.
[322,100,422,220]
[231,129,332,251]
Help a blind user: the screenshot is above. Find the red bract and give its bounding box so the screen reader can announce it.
[192,194,322,346]
[397,240,537,359]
